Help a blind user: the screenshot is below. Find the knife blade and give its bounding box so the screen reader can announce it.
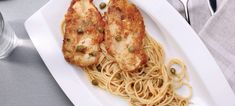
[208,0,217,15]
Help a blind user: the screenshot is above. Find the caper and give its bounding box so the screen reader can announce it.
[91,79,99,86]
[158,79,163,87]
[121,15,125,20]
[131,83,134,88]
[76,45,86,52]
[98,27,104,33]
[99,2,106,9]
[77,27,84,34]
[170,68,176,75]
[66,38,70,42]
[128,46,135,53]
[115,73,121,79]
[89,51,97,56]
[115,36,122,42]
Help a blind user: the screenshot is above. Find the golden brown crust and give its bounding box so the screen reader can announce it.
[104,0,147,71]
[62,0,105,67]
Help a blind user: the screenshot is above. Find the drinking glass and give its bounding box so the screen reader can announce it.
[0,12,18,59]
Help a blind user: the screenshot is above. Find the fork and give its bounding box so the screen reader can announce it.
[179,0,190,24]
[0,12,4,35]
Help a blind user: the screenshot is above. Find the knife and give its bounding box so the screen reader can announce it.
[208,0,217,15]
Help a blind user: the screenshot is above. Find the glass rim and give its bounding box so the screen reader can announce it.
[0,12,5,36]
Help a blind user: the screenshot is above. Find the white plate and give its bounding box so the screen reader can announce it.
[24,0,235,106]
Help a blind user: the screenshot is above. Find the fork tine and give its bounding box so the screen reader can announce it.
[179,0,190,24]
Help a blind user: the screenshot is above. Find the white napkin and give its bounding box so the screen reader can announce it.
[169,0,235,92]
[199,0,235,92]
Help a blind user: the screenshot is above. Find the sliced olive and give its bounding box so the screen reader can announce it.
[115,36,122,42]
[128,46,135,53]
[158,79,163,87]
[91,79,99,86]
[77,27,84,34]
[98,27,104,33]
[170,68,176,75]
[76,45,86,52]
[89,51,97,56]
[99,2,106,9]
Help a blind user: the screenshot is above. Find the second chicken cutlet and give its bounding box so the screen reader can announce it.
[104,0,147,71]
[62,0,105,67]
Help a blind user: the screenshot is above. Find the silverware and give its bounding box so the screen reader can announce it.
[179,0,190,24]
[208,0,217,15]
[0,12,4,35]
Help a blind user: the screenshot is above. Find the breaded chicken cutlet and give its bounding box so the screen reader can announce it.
[104,0,147,71]
[62,0,105,67]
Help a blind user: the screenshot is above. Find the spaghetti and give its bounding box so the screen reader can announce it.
[84,35,192,106]
[61,21,192,106]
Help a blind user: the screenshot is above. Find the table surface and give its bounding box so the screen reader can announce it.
[0,0,73,106]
